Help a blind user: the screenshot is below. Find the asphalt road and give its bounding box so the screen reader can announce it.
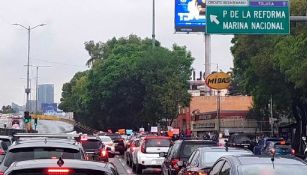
[110,155,161,175]
[36,120,74,133]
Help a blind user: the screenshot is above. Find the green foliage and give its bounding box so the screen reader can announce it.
[59,35,193,130]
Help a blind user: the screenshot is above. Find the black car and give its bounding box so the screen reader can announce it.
[253,137,284,155]
[178,147,253,175]
[106,134,125,155]
[161,139,217,175]
[0,136,12,147]
[80,135,111,162]
[4,159,119,175]
[0,138,86,173]
[226,133,256,151]
[208,155,307,175]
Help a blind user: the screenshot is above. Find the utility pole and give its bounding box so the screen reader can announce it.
[152,0,156,48]
[270,95,274,137]
[13,23,46,111]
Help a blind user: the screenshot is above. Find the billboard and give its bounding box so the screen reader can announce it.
[175,0,207,32]
[41,103,57,113]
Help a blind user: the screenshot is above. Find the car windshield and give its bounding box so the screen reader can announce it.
[145,139,170,147]
[3,147,81,167]
[202,151,252,167]
[82,140,101,150]
[240,164,307,175]
[99,137,112,142]
[233,135,251,144]
[180,143,207,158]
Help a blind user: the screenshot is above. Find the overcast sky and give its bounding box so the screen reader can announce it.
[0,0,233,107]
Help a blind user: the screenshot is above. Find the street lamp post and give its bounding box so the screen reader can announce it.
[152,0,156,48]
[13,23,46,111]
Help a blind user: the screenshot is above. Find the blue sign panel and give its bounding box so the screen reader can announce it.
[250,0,288,7]
[41,103,57,113]
[175,0,207,32]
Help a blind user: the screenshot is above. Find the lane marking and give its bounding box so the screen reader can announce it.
[118,156,133,174]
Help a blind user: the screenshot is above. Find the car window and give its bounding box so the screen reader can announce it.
[0,141,8,151]
[180,143,206,158]
[99,137,112,142]
[202,151,252,167]
[190,151,200,167]
[0,139,11,147]
[145,139,170,147]
[3,147,81,167]
[187,150,197,164]
[209,160,225,175]
[220,161,231,175]
[82,140,102,150]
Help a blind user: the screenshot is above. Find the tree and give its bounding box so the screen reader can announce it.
[59,35,193,130]
[0,105,15,114]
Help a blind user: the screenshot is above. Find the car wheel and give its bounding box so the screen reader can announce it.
[136,164,143,174]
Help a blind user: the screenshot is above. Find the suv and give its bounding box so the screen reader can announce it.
[0,138,86,173]
[226,133,256,151]
[161,139,217,175]
[132,136,171,174]
[80,135,111,162]
[253,137,284,155]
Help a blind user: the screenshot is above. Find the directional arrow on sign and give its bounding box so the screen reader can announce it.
[210,15,220,25]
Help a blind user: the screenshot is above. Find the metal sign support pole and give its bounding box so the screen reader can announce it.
[204,34,211,96]
[217,90,221,134]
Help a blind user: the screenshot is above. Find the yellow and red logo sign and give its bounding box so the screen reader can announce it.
[205,72,231,90]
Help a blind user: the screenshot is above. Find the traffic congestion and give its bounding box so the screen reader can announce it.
[0,127,305,175]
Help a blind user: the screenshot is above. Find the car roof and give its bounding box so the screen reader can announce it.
[9,140,81,150]
[198,146,252,153]
[0,136,12,140]
[8,159,111,173]
[223,155,306,166]
[86,136,101,140]
[144,136,170,139]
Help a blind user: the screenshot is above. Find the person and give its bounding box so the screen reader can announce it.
[24,111,32,132]
[196,0,206,16]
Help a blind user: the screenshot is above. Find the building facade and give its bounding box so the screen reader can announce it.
[38,84,54,104]
[172,96,256,137]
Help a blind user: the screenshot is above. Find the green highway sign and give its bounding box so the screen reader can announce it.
[206,5,290,34]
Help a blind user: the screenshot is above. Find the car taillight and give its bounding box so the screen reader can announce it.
[131,146,136,151]
[0,171,4,175]
[101,150,107,157]
[0,149,5,155]
[171,159,180,170]
[141,143,146,153]
[291,149,295,155]
[48,168,70,174]
[270,148,276,155]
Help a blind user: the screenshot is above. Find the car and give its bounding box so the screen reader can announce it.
[225,133,256,151]
[132,136,171,174]
[106,134,126,155]
[80,135,111,162]
[178,146,253,175]
[161,139,218,175]
[0,138,87,173]
[0,136,12,147]
[4,159,119,175]
[125,138,141,166]
[253,137,284,155]
[99,135,115,153]
[208,155,307,175]
[262,140,295,156]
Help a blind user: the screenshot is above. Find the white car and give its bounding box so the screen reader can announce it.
[99,136,115,153]
[131,136,171,174]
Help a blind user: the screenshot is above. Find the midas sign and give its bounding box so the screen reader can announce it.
[205,72,231,90]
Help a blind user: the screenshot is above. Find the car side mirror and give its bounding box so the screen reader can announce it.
[177,161,184,167]
[159,152,166,157]
[302,137,306,141]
